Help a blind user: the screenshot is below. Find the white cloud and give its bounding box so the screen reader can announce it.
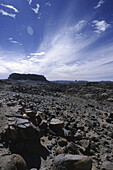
[94,0,104,9]
[8,37,13,41]
[92,20,110,34]
[1,3,19,13]
[0,40,113,81]
[45,2,51,7]
[0,18,113,81]
[28,0,32,5]
[8,38,22,45]
[30,52,45,56]
[31,4,40,14]
[0,65,8,74]
[0,9,16,18]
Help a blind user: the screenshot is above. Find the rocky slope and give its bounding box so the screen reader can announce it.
[0,80,113,170]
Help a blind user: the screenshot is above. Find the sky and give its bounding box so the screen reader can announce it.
[0,0,113,81]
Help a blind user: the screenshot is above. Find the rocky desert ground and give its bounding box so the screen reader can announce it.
[0,76,113,170]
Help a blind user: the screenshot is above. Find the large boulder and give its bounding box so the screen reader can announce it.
[0,154,27,170]
[102,161,113,170]
[8,73,47,81]
[53,154,92,170]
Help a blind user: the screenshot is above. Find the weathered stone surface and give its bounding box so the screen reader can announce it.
[0,154,27,170]
[66,142,79,154]
[16,118,29,125]
[53,154,92,170]
[0,78,113,170]
[49,118,64,130]
[102,161,113,170]
[79,140,91,154]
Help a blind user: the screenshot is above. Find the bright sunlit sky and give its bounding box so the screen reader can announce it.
[0,0,113,81]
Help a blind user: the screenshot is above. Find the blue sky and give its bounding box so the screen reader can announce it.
[0,0,113,81]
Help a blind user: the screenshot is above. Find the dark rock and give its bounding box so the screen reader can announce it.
[74,132,82,140]
[109,112,113,119]
[58,138,67,147]
[25,109,36,118]
[53,154,92,170]
[66,142,79,154]
[49,118,64,132]
[39,120,47,129]
[79,140,91,155]
[36,111,43,124]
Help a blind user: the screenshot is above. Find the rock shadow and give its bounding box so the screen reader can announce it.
[9,142,49,170]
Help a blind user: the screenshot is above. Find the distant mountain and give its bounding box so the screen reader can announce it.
[8,73,47,81]
[52,80,88,83]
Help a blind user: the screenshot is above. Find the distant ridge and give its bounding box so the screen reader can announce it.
[52,80,88,83]
[8,73,47,81]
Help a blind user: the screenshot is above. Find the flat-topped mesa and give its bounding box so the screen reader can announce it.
[8,73,47,81]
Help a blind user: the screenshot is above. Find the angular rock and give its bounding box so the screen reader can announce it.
[39,120,47,129]
[49,118,64,130]
[66,142,79,154]
[36,111,43,124]
[53,154,92,170]
[102,161,113,170]
[25,109,36,118]
[79,140,91,155]
[16,118,29,125]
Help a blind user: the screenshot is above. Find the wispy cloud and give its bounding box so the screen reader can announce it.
[1,3,19,13]
[94,0,104,9]
[70,20,86,32]
[8,38,22,46]
[0,17,113,81]
[45,2,51,7]
[28,0,32,5]
[31,4,40,14]
[0,38,113,81]
[30,52,45,56]
[0,9,16,18]
[92,20,110,34]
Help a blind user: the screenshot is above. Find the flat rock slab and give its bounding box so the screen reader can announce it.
[16,118,29,125]
[53,154,92,170]
[49,118,64,129]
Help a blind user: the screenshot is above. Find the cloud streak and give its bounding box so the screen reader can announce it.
[28,0,32,5]
[94,0,104,9]
[1,3,19,13]
[8,38,22,46]
[0,13,112,81]
[0,9,16,18]
[31,4,40,14]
